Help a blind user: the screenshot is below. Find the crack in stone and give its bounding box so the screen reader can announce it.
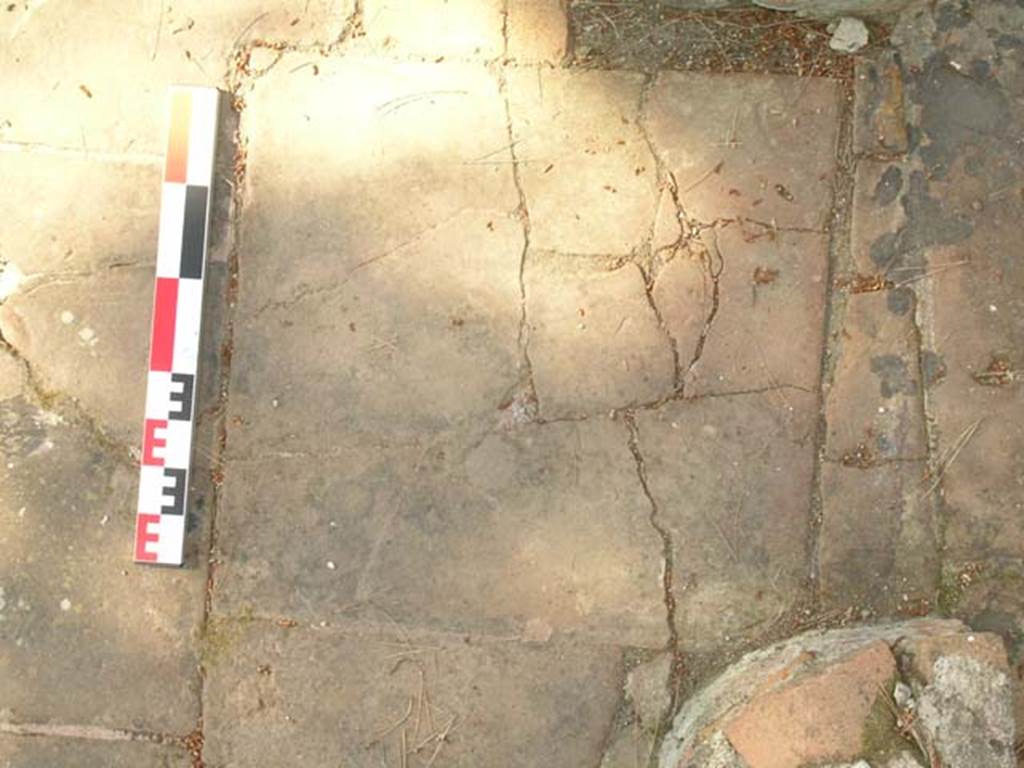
[498,5,540,423]
[622,411,685,762]
[0,720,180,745]
[0,329,136,469]
[679,220,725,391]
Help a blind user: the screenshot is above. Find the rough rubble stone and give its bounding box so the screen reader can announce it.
[0,396,205,733]
[526,256,675,417]
[829,17,870,53]
[0,735,190,767]
[752,0,913,18]
[506,69,657,254]
[915,655,1016,768]
[672,226,829,396]
[646,72,840,231]
[896,630,1010,685]
[507,0,568,64]
[658,619,973,768]
[217,418,667,648]
[637,391,817,652]
[0,0,355,154]
[363,0,504,59]
[202,621,623,768]
[723,642,896,768]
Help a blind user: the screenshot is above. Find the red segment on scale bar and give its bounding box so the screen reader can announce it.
[149,277,179,372]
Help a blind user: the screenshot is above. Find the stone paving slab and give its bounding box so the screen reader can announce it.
[824,290,926,463]
[0,735,189,768]
[637,390,818,651]
[0,377,204,734]
[0,0,355,155]
[217,418,667,648]
[818,460,936,615]
[645,72,841,231]
[526,256,675,417]
[227,55,523,455]
[849,159,907,278]
[202,621,623,768]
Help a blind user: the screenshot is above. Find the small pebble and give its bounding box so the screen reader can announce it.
[326,560,336,570]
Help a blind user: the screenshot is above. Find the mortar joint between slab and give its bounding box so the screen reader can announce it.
[808,75,858,610]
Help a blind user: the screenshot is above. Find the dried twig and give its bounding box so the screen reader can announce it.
[920,418,984,498]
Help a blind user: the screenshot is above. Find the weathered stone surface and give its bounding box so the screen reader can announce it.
[891,0,1024,565]
[0,0,355,154]
[363,0,504,59]
[671,226,829,396]
[848,160,907,281]
[0,154,161,276]
[0,268,151,447]
[229,56,521,455]
[507,0,569,64]
[723,641,897,768]
[0,352,24,402]
[507,69,656,254]
[203,621,623,767]
[659,619,965,768]
[854,50,909,155]
[825,291,925,462]
[915,655,1016,768]
[0,735,190,767]
[638,391,817,651]
[646,72,840,230]
[0,397,205,733]
[896,630,1010,685]
[818,461,936,614]
[526,256,675,417]
[218,418,667,647]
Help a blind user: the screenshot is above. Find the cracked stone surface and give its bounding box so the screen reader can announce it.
[0,390,205,733]
[645,72,841,231]
[506,68,657,254]
[5,0,1024,763]
[526,256,675,417]
[637,391,817,652]
[673,226,829,396]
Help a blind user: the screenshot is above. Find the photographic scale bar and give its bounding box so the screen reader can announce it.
[134,86,219,566]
